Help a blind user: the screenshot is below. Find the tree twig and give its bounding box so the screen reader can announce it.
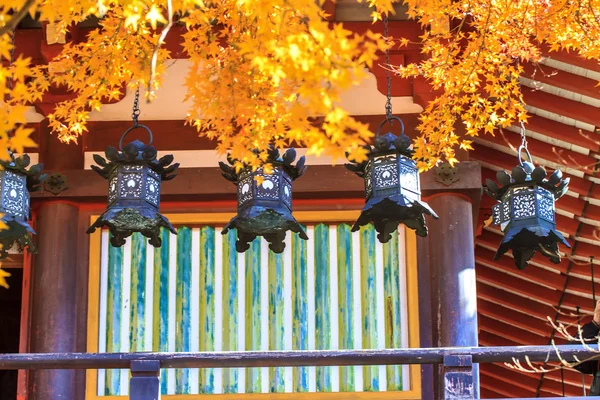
[0,0,37,37]
[147,0,173,101]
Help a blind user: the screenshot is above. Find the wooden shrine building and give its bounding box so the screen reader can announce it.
[1,2,600,399]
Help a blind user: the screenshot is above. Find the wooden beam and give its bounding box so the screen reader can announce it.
[30,161,482,203]
[476,263,563,307]
[523,89,600,128]
[479,315,547,346]
[523,62,600,101]
[481,364,583,397]
[477,281,579,325]
[81,115,424,152]
[477,298,550,337]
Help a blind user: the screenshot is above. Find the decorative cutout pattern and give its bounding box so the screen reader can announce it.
[512,193,536,219]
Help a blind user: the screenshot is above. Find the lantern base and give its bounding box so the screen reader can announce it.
[87,207,176,247]
[222,207,308,253]
[0,218,36,259]
[494,225,571,270]
[353,195,439,242]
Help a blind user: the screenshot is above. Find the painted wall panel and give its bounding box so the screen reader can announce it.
[91,222,412,397]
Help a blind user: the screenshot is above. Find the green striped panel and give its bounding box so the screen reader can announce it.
[336,224,355,392]
[292,227,308,392]
[199,227,216,393]
[96,223,409,396]
[314,224,331,391]
[361,225,379,391]
[245,238,262,393]
[384,230,403,390]
[269,249,285,392]
[221,230,239,393]
[153,228,170,395]
[104,238,123,395]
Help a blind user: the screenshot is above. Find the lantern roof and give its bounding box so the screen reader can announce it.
[0,153,47,192]
[219,146,306,183]
[90,134,179,182]
[484,160,570,202]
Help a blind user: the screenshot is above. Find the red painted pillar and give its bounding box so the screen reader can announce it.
[28,201,80,399]
[426,193,479,397]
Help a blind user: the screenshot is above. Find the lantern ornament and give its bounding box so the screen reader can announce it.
[346,117,438,242]
[87,90,179,247]
[219,147,308,253]
[484,139,570,270]
[0,153,46,259]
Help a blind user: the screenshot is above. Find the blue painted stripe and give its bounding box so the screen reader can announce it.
[222,229,239,393]
[337,224,355,391]
[153,228,171,395]
[293,229,308,392]
[199,226,216,393]
[105,236,123,395]
[314,224,331,391]
[175,227,192,393]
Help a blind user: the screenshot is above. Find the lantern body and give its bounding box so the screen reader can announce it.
[87,129,179,248]
[237,165,293,213]
[108,164,162,210]
[220,148,307,254]
[346,126,437,243]
[0,170,29,221]
[492,185,555,232]
[485,162,570,270]
[0,154,46,258]
[366,153,421,203]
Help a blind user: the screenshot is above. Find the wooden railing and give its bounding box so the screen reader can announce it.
[1,345,599,400]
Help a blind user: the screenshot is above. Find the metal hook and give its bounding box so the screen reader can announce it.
[376,116,405,138]
[119,124,154,151]
[517,145,533,166]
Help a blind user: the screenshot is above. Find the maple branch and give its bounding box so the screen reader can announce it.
[0,0,37,37]
[147,0,173,100]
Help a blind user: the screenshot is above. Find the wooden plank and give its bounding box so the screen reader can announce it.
[3,344,600,369]
[30,162,482,203]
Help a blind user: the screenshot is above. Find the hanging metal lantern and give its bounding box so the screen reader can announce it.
[484,143,570,270]
[0,153,46,259]
[346,117,438,242]
[87,107,179,247]
[219,147,308,253]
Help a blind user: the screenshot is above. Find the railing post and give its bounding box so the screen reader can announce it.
[130,360,160,400]
[442,354,474,400]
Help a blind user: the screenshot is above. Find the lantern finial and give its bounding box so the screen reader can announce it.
[484,122,570,269]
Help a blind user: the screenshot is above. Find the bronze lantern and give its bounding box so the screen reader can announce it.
[346,117,438,242]
[0,153,46,258]
[87,124,179,247]
[484,145,570,270]
[219,147,308,253]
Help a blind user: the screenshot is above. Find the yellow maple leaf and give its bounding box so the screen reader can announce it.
[10,127,37,154]
[0,266,10,289]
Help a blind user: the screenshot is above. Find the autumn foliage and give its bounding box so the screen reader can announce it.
[0,0,598,171]
[0,0,598,285]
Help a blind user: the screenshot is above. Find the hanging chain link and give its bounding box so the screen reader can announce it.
[131,87,141,126]
[383,13,392,120]
[7,28,15,98]
[520,121,528,149]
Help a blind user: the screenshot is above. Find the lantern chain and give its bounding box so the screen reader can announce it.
[7,28,15,95]
[384,13,392,120]
[131,87,141,126]
[519,121,528,149]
